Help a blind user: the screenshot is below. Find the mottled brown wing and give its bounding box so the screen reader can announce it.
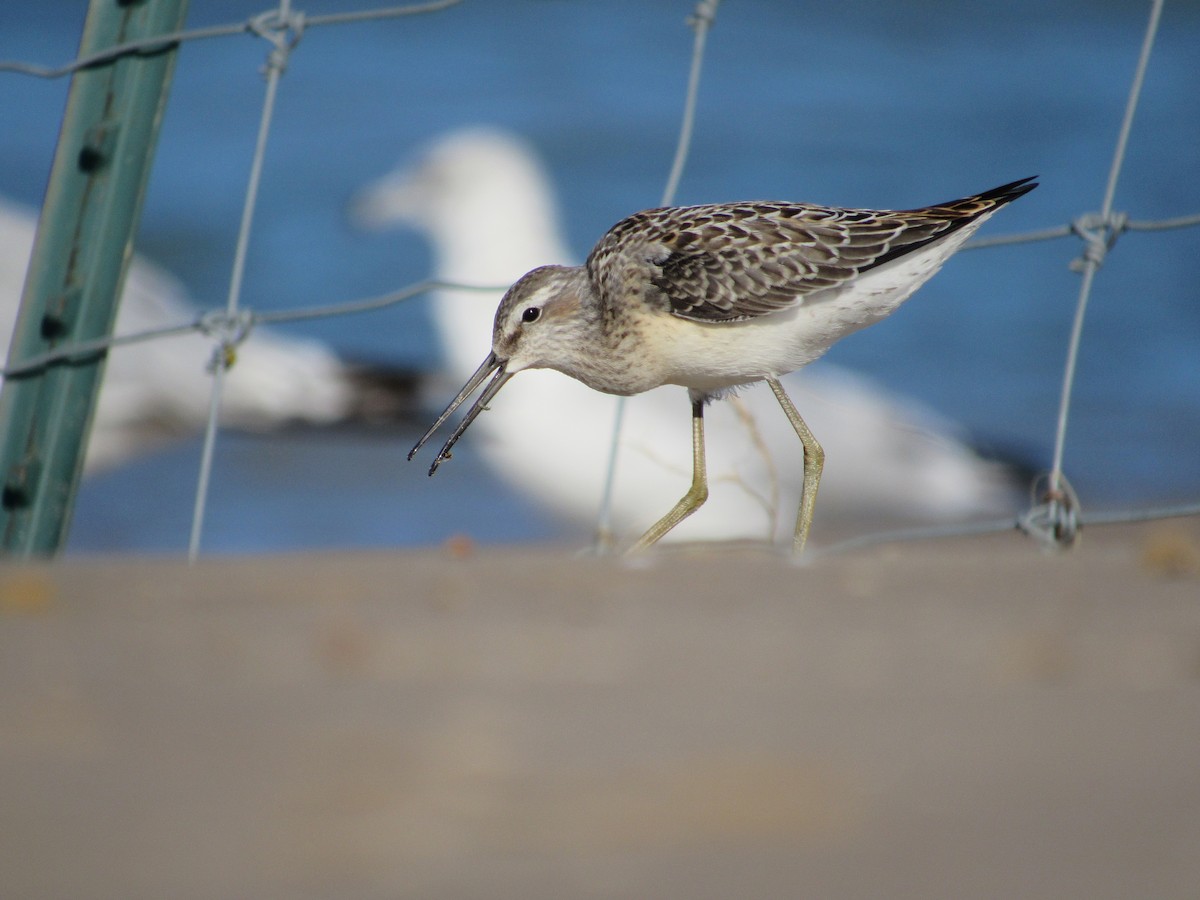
[585,178,1037,323]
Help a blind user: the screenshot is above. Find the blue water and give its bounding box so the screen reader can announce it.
[2,0,1198,554]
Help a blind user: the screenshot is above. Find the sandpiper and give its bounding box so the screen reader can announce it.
[409,176,1037,553]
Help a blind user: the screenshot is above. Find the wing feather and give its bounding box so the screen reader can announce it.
[584,178,1036,324]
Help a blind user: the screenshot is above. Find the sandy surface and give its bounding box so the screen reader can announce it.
[2,520,1199,899]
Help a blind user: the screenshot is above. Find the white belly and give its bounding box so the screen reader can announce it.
[643,221,983,394]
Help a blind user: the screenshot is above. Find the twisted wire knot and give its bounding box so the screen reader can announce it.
[687,0,719,30]
[248,8,307,74]
[199,310,256,373]
[1069,210,1128,272]
[1018,473,1081,549]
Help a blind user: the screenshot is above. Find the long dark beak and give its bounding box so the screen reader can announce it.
[408,351,513,475]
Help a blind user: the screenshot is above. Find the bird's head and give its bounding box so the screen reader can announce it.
[407,264,590,474]
[490,265,589,372]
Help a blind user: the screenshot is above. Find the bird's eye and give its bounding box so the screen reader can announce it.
[521,307,541,324]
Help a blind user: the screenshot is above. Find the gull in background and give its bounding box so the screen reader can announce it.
[352,127,1022,544]
[1,197,415,473]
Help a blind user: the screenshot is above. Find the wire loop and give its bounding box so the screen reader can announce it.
[198,309,255,373]
[1019,473,1082,549]
[248,8,307,74]
[687,0,720,30]
[1069,210,1129,272]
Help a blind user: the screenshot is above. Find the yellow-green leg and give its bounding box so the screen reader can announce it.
[629,396,709,553]
[766,377,824,555]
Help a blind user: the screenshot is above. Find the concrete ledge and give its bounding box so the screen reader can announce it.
[2,521,1199,898]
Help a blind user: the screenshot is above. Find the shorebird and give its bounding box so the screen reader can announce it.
[407,174,1037,553]
[1,198,415,473]
[355,129,1025,546]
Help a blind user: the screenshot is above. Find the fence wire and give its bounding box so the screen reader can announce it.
[1,0,1198,559]
[595,0,722,552]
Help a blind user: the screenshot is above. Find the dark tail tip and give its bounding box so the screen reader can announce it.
[980,175,1039,206]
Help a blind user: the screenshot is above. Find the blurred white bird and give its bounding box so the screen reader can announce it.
[1,197,416,473]
[352,127,1022,544]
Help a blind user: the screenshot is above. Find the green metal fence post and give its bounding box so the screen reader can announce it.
[0,0,191,556]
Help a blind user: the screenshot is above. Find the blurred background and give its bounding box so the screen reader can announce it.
[1,0,1198,554]
[3,8,1199,898]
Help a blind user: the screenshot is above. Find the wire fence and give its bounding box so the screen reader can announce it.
[2,0,1198,560]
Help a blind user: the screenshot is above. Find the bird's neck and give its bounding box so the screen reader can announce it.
[541,279,647,397]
